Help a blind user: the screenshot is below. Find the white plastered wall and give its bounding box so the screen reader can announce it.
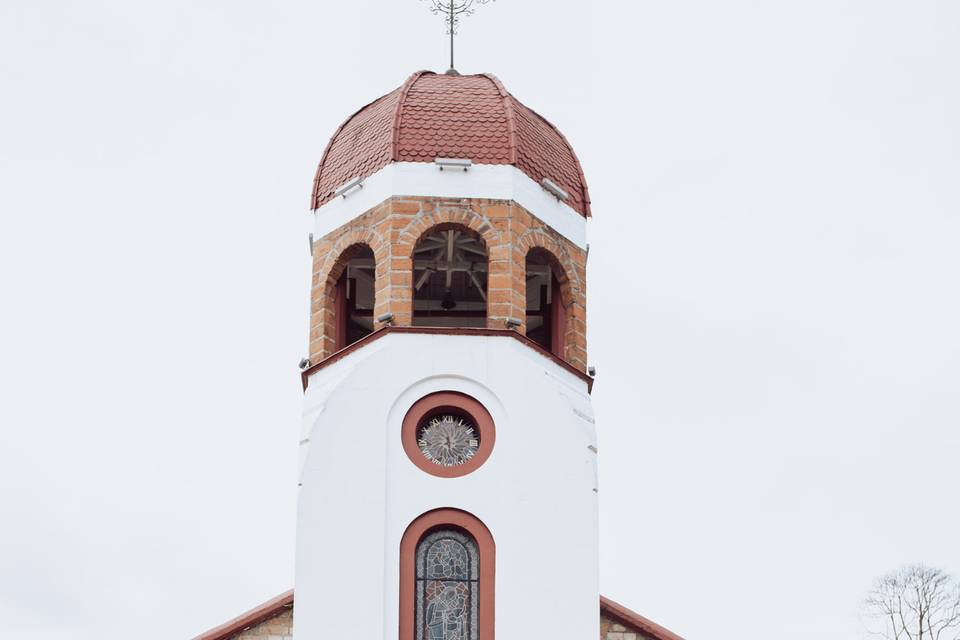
[312,162,589,250]
[294,332,598,640]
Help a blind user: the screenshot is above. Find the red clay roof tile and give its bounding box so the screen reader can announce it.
[311,71,591,217]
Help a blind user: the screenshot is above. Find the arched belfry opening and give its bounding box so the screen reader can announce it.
[332,245,376,350]
[525,248,568,358]
[412,227,488,328]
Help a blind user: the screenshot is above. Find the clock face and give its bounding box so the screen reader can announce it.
[417,414,480,468]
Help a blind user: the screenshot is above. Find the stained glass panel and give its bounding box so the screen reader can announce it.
[415,530,479,640]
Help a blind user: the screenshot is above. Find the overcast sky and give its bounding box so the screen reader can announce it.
[1,1,958,638]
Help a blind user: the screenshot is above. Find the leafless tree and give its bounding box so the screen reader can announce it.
[862,565,960,640]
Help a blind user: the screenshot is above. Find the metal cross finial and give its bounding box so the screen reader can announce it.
[420,0,495,74]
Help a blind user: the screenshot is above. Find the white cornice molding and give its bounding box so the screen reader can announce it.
[311,162,588,250]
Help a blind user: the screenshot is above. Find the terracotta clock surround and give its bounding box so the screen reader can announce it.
[401,392,496,478]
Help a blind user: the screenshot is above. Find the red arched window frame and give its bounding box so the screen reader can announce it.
[399,508,495,640]
[334,270,349,351]
[549,272,567,358]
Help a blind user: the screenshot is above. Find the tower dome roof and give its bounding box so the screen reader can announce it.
[311,71,591,217]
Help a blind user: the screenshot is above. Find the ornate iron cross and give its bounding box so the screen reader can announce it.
[420,0,495,74]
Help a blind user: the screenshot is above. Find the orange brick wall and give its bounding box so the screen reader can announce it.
[230,609,293,640]
[601,611,660,640]
[309,196,587,370]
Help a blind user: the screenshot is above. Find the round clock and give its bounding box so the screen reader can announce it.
[402,392,495,478]
[416,413,480,467]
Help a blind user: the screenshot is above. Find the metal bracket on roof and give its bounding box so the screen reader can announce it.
[540,177,569,202]
[334,176,364,198]
[435,157,473,171]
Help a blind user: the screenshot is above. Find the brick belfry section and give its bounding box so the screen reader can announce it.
[308,195,588,370]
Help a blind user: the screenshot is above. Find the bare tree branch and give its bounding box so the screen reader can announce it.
[863,565,960,640]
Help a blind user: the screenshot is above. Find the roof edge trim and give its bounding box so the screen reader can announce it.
[301,326,593,393]
[191,591,684,640]
[191,590,294,640]
[600,595,686,640]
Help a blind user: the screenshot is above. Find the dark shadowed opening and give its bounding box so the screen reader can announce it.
[412,227,487,328]
[525,249,566,357]
[334,245,376,350]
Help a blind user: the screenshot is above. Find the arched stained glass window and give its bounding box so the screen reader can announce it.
[415,529,480,640]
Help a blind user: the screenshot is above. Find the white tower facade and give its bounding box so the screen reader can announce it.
[295,71,597,640]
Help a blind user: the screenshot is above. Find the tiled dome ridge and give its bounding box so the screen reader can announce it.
[311,71,591,217]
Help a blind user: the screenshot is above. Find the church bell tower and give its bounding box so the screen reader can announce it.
[295,70,596,640]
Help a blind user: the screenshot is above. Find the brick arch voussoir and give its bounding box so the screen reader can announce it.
[314,231,387,358]
[320,228,387,287]
[397,207,500,259]
[517,231,581,308]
